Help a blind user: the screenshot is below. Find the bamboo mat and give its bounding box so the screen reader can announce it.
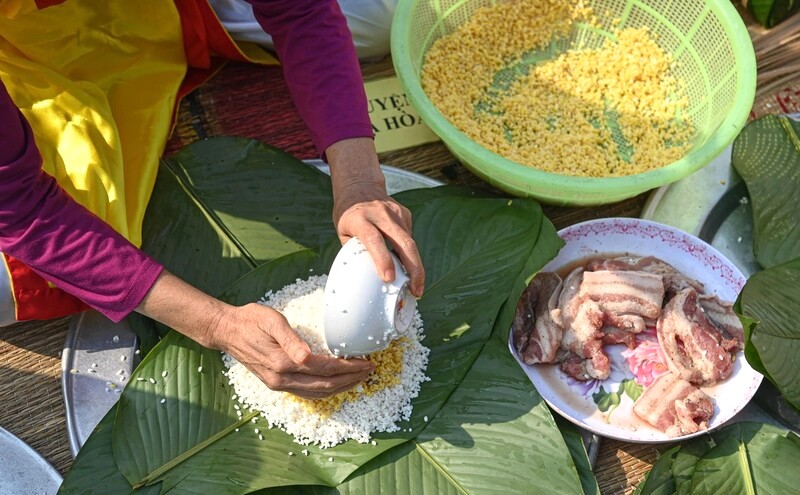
[0,318,73,474]
[1,9,798,493]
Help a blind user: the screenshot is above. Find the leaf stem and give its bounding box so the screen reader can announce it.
[780,116,800,155]
[737,439,756,495]
[132,410,260,489]
[414,443,469,495]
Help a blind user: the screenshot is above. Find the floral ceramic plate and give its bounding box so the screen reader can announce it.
[510,218,764,443]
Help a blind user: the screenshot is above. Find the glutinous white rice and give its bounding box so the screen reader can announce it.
[222,274,429,448]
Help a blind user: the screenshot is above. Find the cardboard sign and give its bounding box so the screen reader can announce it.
[364,76,441,154]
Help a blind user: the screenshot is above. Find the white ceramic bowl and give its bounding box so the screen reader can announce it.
[323,238,417,356]
[510,217,763,442]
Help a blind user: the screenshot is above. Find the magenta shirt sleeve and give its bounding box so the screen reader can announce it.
[246,0,374,155]
[0,79,163,322]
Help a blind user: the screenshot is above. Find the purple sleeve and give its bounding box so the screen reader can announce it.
[245,0,374,155]
[0,79,163,322]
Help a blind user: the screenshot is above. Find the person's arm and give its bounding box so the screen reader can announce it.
[136,271,373,398]
[245,0,425,296]
[0,78,163,322]
[245,0,370,154]
[0,78,370,397]
[326,137,423,293]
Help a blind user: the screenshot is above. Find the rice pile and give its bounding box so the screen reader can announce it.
[222,274,430,448]
[421,0,693,177]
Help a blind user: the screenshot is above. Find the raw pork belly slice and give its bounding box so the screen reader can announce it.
[698,294,745,351]
[633,372,714,437]
[561,299,611,381]
[579,270,665,320]
[602,312,647,335]
[657,288,736,385]
[560,351,609,382]
[552,267,584,331]
[559,299,604,358]
[579,269,664,350]
[586,256,704,296]
[512,272,564,364]
[556,269,609,380]
[600,324,638,348]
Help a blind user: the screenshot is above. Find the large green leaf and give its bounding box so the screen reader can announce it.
[735,258,800,410]
[142,137,336,289]
[59,404,159,495]
[637,422,800,495]
[671,436,715,495]
[62,136,582,493]
[555,417,601,495]
[71,136,577,493]
[632,446,680,495]
[128,137,338,355]
[263,336,586,495]
[731,115,800,269]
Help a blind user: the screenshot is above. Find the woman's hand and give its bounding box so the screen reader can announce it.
[211,303,374,399]
[326,137,425,297]
[136,271,374,399]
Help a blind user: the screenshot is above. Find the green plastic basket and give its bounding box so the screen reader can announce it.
[391,0,756,206]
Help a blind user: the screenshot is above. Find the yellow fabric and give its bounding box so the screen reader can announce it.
[0,0,187,246]
[233,39,279,66]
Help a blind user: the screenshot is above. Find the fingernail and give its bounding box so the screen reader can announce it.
[383,270,394,282]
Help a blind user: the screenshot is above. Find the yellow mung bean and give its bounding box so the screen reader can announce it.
[421,0,693,177]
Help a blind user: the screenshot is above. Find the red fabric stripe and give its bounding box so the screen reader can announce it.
[3,254,88,321]
[172,0,258,127]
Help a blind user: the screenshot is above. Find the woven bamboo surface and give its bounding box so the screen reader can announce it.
[1,8,798,493]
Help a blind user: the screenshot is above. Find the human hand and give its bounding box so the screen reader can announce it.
[137,271,374,399]
[326,138,425,297]
[212,303,375,399]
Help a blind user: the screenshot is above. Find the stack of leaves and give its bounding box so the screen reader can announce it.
[731,115,800,412]
[635,422,800,494]
[59,137,600,494]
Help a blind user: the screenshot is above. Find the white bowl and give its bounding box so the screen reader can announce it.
[510,217,763,442]
[323,238,417,356]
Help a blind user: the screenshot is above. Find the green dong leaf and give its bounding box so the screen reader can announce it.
[636,422,800,495]
[731,115,800,269]
[736,258,800,410]
[64,136,581,494]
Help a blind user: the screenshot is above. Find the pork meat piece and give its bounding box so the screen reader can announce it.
[600,324,638,348]
[580,270,665,320]
[586,256,704,297]
[552,267,584,330]
[602,312,646,335]
[698,294,745,351]
[657,288,736,385]
[512,272,564,364]
[633,372,714,437]
[552,267,610,380]
[559,298,609,381]
[560,350,610,382]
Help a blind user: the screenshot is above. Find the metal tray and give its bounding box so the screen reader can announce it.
[642,146,799,433]
[0,426,63,494]
[61,310,138,457]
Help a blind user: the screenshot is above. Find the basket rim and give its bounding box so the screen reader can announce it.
[390,0,757,202]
